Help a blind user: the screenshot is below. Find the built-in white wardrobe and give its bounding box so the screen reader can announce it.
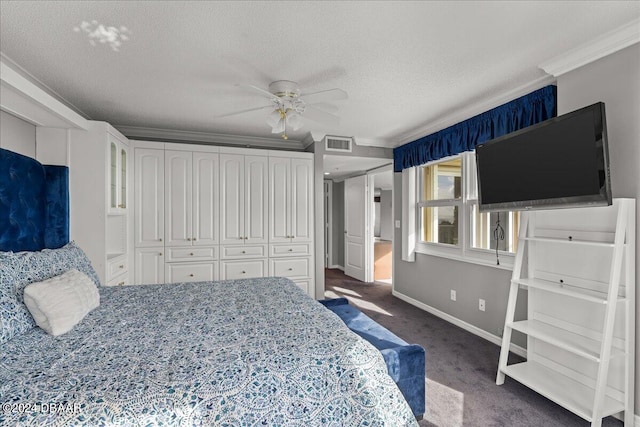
[133,141,315,296]
[69,122,132,287]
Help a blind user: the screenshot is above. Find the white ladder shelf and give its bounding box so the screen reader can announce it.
[496,198,635,427]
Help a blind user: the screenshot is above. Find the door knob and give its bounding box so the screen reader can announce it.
[189,274,194,277]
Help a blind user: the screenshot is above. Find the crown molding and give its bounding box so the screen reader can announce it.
[116,125,306,150]
[539,18,640,77]
[394,74,555,148]
[1,56,89,130]
[302,133,317,149]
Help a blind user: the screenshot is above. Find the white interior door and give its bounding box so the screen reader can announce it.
[344,175,367,281]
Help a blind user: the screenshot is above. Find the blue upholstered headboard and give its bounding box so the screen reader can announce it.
[0,148,70,252]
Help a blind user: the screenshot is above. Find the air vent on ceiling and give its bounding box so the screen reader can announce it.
[324,136,353,152]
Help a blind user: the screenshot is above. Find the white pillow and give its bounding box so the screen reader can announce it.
[23,269,100,336]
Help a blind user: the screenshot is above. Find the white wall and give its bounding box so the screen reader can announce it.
[556,43,640,417]
[0,110,36,157]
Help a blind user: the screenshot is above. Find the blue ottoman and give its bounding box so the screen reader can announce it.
[319,297,426,418]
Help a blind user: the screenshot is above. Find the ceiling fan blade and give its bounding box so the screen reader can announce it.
[213,105,273,119]
[304,105,340,126]
[301,88,348,104]
[247,84,279,100]
[310,102,339,113]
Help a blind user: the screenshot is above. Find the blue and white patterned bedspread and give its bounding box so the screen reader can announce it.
[0,277,418,426]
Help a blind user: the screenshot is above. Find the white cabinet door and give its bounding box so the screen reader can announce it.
[220,154,244,244]
[245,155,268,244]
[290,158,313,242]
[269,156,290,243]
[165,150,192,247]
[135,148,164,247]
[135,247,165,285]
[193,152,219,246]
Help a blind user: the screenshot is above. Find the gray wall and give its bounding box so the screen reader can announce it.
[392,174,528,345]
[0,111,36,157]
[392,43,639,414]
[556,43,640,416]
[379,189,393,241]
[331,181,345,267]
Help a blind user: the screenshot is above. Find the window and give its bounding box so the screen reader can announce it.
[415,152,519,268]
[418,158,462,246]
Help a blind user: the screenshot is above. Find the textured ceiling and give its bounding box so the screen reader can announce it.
[1,1,639,147]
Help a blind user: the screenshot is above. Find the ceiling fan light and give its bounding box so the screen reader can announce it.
[266,110,282,128]
[287,113,303,131]
[271,118,285,134]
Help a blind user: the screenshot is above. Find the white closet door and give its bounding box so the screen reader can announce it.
[269,157,291,243]
[290,158,313,242]
[344,175,367,282]
[165,150,192,246]
[134,148,164,247]
[220,154,244,244]
[193,152,219,246]
[245,155,268,244]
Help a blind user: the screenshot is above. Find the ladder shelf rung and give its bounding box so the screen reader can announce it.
[507,320,624,362]
[501,361,625,421]
[512,278,617,304]
[521,236,616,248]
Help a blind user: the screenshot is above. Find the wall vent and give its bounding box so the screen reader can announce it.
[324,136,353,152]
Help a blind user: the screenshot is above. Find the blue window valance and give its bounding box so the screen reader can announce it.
[393,85,557,172]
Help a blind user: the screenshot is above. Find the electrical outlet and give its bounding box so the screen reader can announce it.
[450,290,456,301]
[479,299,485,311]
[395,220,401,228]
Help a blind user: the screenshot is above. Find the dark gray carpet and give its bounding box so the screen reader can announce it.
[324,269,624,427]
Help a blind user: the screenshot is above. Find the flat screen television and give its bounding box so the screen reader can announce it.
[475,102,611,212]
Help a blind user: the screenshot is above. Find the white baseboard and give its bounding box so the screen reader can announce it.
[636,413,640,427]
[329,265,344,271]
[392,290,527,358]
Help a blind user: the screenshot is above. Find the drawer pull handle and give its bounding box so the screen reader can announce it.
[242,271,246,274]
[193,238,197,241]
[244,237,248,240]
[159,252,163,256]
[119,265,124,268]
[288,249,293,252]
[189,274,194,277]
[239,237,244,240]
[118,281,124,286]
[187,238,192,241]
[159,238,163,242]
[190,253,194,256]
[242,251,246,254]
[288,268,293,271]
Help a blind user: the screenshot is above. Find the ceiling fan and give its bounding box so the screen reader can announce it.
[218,80,348,140]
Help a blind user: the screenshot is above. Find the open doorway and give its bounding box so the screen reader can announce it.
[370,166,393,284]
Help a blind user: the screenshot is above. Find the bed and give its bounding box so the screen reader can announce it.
[0,148,418,426]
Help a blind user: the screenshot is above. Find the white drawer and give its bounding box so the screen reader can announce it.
[221,259,266,280]
[106,275,129,287]
[165,262,218,284]
[167,246,217,262]
[270,243,311,257]
[107,255,128,281]
[292,279,310,294]
[221,245,267,259]
[270,257,310,278]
